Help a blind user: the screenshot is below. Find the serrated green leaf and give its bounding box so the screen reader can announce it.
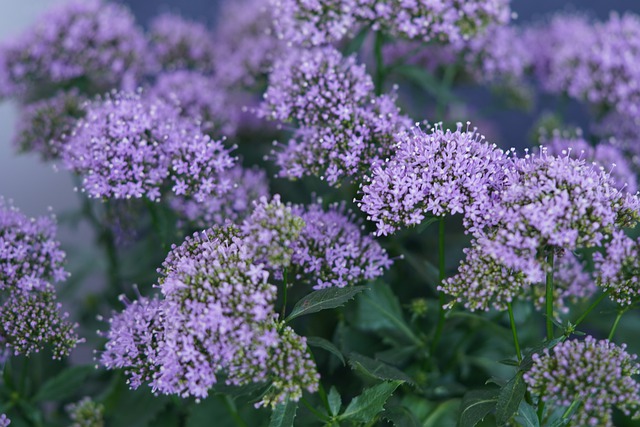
[355,283,421,345]
[382,405,421,427]
[495,374,526,426]
[348,353,414,385]
[338,381,401,422]
[328,387,341,416]
[458,390,498,427]
[514,401,540,427]
[287,286,367,321]
[269,398,297,427]
[32,365,94,402]
[307,336,345,366]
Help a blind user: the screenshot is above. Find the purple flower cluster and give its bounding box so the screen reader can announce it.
[260,46,411,185]
[291,201,392,289]
[442,150,640,311]
[270,0,510,47]
[594,231,640,306]
[148,71,238,138]
[528,12,640,119]
[0,0,147,98]
[148,13,216,73]
[543,136,638,193]
[170,166,270,229]
[13,90,87,161]
[0,414,9,427]
[101,200,318,406]
[524,336,640,427]
[63,91,235,202]
[0,199,78,359]
[359,123,509,236]
[212,0,285,89]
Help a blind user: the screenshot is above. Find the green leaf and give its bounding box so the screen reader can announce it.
[328,387,342,416]
[423,399,460,427]
[382,406,421,427]
[514,401,540,427]
[498,359,520,367]
[348,353,415,385]
[307,336,345,366]
[355,283,420,345]
[109,387,170,427]
[338,381,401,422]
[393,65,457,104]
[458,390,498,427]
[287,286,367,321]
[269,398,298,427]
[495,373,526,426]
[186,396,237,427]
[32,365,94,402]
[343,26,369,56]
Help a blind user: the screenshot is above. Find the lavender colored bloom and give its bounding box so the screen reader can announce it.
[170,166,269,229]
[0,414,9,427]
[442,150,640,311]
[543,136,638,193]
[290,200,392,289]
[101,198,320,406]
[359,123,510,236]
[524,336,640,427]
[594,231,640,306]
[212,0,285,90]
[528,12,640,119]
[0,0,147,98]
[261,46,410,185]
[270,0,510,47]
[594,111,640,173]
[149,70,238,138]
[13,90,86,161]
[148,13,216,73]
[63,91,235,202]
[0,199,77,359]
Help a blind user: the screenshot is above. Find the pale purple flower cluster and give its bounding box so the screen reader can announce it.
[594,231,640,306]
[290,201,392,289]
[148,13,216,73]
[0,199,78,359]
[359,123,510,236]
[13,90,86,161]
[0,414,9,427]
[543,136,638,193]
[0,0,147,98]
[524,336,640,427]
[529,13,640,119]
[148,71,238,138]
[270,0,510,47]
[260,46,411,185]
[212,0,285,89]
[593,112,640,173]
[101,199,319,406]
[170,166,270,229]
[63,91,235,202]
[442,150,640,311]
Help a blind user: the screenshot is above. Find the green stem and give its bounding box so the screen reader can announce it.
[430,217,446,354]
[608,311,625,341]
[536,401,545,424]
[572,291,609,330]
[507,302,522,362]
[145,200,168,251]
[561,400,581,422]
[301,397,328,421]
[545,250,555,340]
[220,395,248,427]
[373,31,385,95]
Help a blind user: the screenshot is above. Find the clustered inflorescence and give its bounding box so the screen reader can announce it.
[0,199,78,359]
[524,336,640,426]
[101,196,390,406]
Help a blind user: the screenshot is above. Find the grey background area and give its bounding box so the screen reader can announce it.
[1,0,640,219]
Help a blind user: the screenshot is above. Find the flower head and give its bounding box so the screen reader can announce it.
[66,397,104,427]
[148,13,216,73]
[524,336,640,427]
[13,89,86,161]
[594,231,640,306]
[63,91,235,202]
[0,0,147,98]
[0,414,9,427]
